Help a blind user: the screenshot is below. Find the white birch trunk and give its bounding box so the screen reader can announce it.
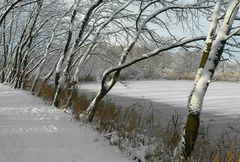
[53,0,103,107]
[187,0,221,108]
[31,19,60,93]
[72,0,135,83]
[54,0,81,86]
[176,0,239,159]
[4,1,42,84]
[83,1,200,122]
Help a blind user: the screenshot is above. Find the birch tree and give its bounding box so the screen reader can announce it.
[30,17,61,93]
[63,0,135,108]
[0,0,69,86]
[176,0,240,160]
[82,0,211,122]
[53,0,104,107]
[3,1,42,84]
[54,0,81,87]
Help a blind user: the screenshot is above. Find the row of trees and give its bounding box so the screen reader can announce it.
[1,0,240,160]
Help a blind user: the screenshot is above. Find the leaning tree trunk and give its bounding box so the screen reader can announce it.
[4,0,42,85]
[54,0,80,87]
[187,0,221,108]
[83,35,138,122]
[81,36,206,123]
[82,1,189,122]
[64,0,135,109]
[1,17,8,83]
[15,1,44,89]
[176,0,239,160]
[53,0,103,107]
[175,0,221,158]
[31,16,61,94]
[5,29,25,84]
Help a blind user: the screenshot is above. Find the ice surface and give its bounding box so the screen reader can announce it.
[80,80,240,119]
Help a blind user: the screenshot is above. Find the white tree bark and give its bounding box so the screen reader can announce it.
[62,0,136,109]
[31,18,61,93]
[83,2,209,122]
[189,0,221,91]
[53,0,103,107]
[176,0,239,159]
[4,0,43,85]
[54,0,81,86]
[72,0,135,83]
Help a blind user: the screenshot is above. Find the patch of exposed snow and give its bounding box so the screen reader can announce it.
[0,84,132,162]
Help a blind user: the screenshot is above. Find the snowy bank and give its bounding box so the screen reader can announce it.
[0,84,132,162]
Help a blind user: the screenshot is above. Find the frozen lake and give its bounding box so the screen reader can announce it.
[80,80,240,117]
[80,80,240,134]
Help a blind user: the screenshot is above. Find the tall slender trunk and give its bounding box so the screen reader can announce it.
[176,0,239,160]
[187,0,221,108]
[31,17,60,94]
[66,0,134,108]
[4,5,36,84]
[53,0,103,107]
[82,0,163,122]
[15,0,43,89]
[1,17,8,83]
[54,0,81,87]
[84,33,139,122]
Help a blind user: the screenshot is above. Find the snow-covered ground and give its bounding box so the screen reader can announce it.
[0,84,132,162]
[80,80,240,118]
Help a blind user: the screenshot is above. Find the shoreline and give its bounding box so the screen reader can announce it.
[80,89,240,140]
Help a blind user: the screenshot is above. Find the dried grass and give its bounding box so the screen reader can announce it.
[22,80,240,162]
[71,93,89,120]
[94,100,120,132]
[36,81,55,102]
[214,72,240,81]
